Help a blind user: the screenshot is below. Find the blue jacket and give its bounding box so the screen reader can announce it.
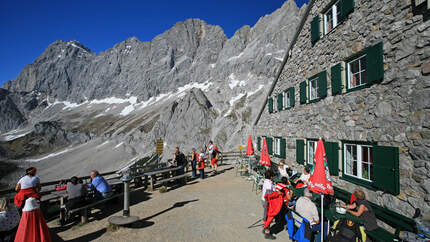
[292,216,312,242]
[88,176,111,193]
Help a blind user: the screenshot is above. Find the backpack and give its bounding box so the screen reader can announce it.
[327,219,364,242]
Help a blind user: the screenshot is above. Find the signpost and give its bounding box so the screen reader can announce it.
[156,139,163,155]
[238,145,243,157]
[156,139,163,168]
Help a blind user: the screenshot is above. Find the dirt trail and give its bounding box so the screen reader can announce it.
[48,165,292,241]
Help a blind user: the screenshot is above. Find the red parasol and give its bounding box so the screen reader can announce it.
[246,135,254,156]
[259,138,271,167]
[308,138,334,195]
[308,138,333,242]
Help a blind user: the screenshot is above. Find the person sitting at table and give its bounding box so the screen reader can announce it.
[59,176,87,225]
[88,170,112,200]
[341,189,378,233]
[0,197,20,242]
[295,188,327,240]
[14,167,41,209]
[292,167,310,188]
[278,160,289,178]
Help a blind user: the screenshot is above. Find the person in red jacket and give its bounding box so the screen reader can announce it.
[198,148,206,179]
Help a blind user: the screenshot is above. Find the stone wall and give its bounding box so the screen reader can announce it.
[254,0,430,217]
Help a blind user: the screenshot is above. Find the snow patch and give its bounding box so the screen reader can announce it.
[120,105,135,116]
[209,63,216,68]
[115,142,124,149]
[274,57,283,61]
[247,84,265,97]
[227,52,244,62]
[3,130,32,141]
[228,73,246,89]
[26,148,73,162]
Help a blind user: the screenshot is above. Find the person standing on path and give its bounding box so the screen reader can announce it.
[210,146,219,175]
[198,148,206,179]
[262,170,276,239]
[14,197,51,242]
[14,167,41,210]
[207,141,214,168]
[190,148,199,178]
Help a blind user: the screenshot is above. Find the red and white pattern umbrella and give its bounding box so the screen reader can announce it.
[259,138,271,167]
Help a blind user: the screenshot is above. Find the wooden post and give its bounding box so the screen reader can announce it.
[149,176,154,191]
[81,208,88,224]
[59,197,64,221]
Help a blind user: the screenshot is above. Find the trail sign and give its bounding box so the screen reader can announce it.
[156,139,163,155]
[238,145,243,151]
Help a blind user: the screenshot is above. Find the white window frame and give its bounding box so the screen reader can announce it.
[323,0,342,35]
[284,90,291,109]
[309,77,319,101]
[347,54,367,89]
[274,138,281,156]
[307,140,318,165]
[343,143,373,182]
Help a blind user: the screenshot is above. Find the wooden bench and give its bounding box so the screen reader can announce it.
[68,193,123,224]
[144,167,182,191]
[333,186,416,241]
[157,174,190,188]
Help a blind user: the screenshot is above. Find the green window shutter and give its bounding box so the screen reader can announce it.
[341,0,355,18]
[289,87,295,108]
[311,15,321,44]
[366,42,384,84]
[331,63,343,95]
[257,137,261,151]
[280,138,286,159]
[325,142,339,176]
[372,145,399,195]
[296,139,305,164]
[277,93,283,111]
[318,71,327,98]
[267,137,273,155]
[299,81,307,104]
[268,98,273,113]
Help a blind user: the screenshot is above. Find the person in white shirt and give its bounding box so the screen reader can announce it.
[278,160,289,178]
[261,169,276,239]
[293,167,311,187]
[295,188,328,240]
[207,141,214,166]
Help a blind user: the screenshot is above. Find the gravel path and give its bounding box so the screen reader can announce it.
[48,165,291,241]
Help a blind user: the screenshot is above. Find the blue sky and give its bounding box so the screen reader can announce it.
[0,0,308,87]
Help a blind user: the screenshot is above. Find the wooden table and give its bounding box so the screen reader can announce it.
[142,167,182,191]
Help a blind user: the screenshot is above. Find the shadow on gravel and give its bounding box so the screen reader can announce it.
[50,228,106,242]
[141,199,199,222]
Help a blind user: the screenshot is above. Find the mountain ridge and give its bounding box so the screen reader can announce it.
[0,0,303,187]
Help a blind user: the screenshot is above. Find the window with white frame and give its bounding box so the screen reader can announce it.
[344,143,373,181]
[274,138,281,156]
[284,90,291,109]
[323,0,343,34]
[309,77,319,101]
[347,55,367,89]
[307,140,317,165]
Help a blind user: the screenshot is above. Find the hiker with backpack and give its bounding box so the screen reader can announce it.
[211,146,219,175]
